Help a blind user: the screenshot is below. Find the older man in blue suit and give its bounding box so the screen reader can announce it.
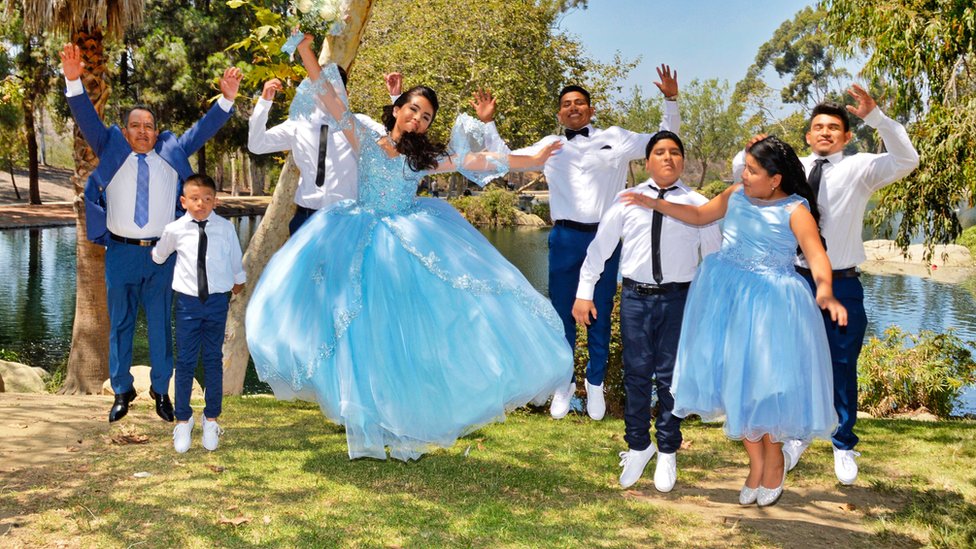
[60,44,242,423]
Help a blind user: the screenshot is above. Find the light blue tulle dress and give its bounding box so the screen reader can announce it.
[246,67,573,461]
[671,189,837,443]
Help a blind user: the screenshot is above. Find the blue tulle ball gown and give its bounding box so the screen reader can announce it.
[671,189,838,443]
[246,75,572,461]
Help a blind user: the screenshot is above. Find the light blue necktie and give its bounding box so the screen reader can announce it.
[134,153,149,228]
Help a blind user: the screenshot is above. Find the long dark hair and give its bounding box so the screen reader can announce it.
[747,136,825,256]
[382,86,447,172]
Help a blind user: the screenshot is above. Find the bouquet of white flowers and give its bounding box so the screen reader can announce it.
[281,0,348,55]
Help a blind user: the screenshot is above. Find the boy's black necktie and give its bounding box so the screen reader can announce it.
[193,219,209,302]
[651,186,678,284]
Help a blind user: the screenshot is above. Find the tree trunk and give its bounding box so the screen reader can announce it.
[698,160,708,188]
[230,153,240,196]
[6,160,21,200]
[38,105,47,166]
[249,159,265,196]
[222,0,375,395]
[214,153,225,192]
[61,26,111,395]
[197,144,208,177]
[24,92,41,205]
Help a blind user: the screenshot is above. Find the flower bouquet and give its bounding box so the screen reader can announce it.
[281,0,348,55]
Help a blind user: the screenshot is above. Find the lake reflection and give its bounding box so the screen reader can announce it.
[1,222,974,413]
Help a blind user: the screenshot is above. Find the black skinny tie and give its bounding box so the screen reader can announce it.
[651,186,677,284]
[193,219,209,302]
[808,158,829,200]
[314,124,329,187]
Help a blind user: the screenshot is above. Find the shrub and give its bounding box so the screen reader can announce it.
[573,287,625,417]
[857,327,976,418]
[531,201,551,224]
[955,225,976,257]
[449,188,518,226]
[700,180,729,199]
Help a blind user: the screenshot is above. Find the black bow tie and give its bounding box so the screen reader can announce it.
[565,127,590,140]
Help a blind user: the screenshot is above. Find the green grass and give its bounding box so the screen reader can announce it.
[2,398,974,548]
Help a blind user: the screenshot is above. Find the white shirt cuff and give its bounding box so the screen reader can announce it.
[862,106,883,127]
[216,96,234,112]
[64,78,84,98]
[576,283,596,301]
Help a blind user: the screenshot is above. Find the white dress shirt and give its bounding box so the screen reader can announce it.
[504,101,681,223]
[576,179,722,300]
[64,77,235,239]
[248,98,386,210]
[152,212,246,296]
[731,107,919,269]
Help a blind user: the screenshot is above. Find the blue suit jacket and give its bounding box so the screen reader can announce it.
[68,91,234,245]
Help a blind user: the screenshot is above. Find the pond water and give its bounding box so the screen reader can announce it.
[1,221,974,415]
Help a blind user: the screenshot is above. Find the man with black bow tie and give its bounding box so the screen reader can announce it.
[495,65,681,422]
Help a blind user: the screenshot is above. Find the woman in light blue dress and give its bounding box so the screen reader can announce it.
[622,136,845,506]
[246,36,572,461]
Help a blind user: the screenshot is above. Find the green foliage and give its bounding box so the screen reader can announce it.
[448,187,517,226]
[955,225,976,257]
[699,180,729,199]
[857,327,976,418]
[824,0,976,254]
[530,201,551,225]
[0,348,21,362]
[573,288,624,417]
[45,361,67,393]
[349,0,637,148]
[679,78,747,186]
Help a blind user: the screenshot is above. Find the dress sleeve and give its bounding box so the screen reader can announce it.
[445,113,510,186]
[290,63,374,150]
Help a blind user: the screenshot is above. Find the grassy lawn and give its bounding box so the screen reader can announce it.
[2,397,974,548]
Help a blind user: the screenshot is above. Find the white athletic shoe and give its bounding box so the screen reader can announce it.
[173,416,194,454]
[585,380,606,420]
[549,382,576,419]
[619,445,657,489]
[833,448,860,485]
[202,417,224,451]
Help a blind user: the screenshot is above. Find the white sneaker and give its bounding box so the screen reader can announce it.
[653,452,677,493]
[549,382,576,419]
[585,380,605,420]
[202,417,224,451]
[783,439,810,472]
[833,448,860,485]
[173,416,194,454]
[618,445,656,489]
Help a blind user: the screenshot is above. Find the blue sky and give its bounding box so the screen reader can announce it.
[559,0,817,102]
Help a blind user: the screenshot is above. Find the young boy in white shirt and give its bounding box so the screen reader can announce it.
[152,174,245,452]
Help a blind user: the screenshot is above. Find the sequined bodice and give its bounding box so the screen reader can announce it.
[717,190,806,274]
[356,134,425,215]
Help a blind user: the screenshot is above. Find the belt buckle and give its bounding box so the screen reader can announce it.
[634,283,660,296]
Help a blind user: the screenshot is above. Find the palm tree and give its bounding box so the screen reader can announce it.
[221,0,376,393]
[19,0,144,393]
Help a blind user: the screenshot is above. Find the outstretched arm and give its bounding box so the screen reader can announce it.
[433,140,562,175]
[655,64,680,134]
[177,66,240,155]
[846,84,919,191]
[791,205,847,325]
[60,43,111,154]
[248,79,295,154]
[298,35,362,152]
[621,182,736,226]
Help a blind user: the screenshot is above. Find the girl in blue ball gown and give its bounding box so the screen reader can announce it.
[622,136,845,506]
[246,35,573,461]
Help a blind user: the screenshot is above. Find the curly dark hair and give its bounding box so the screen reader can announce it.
[747,136,825,256]
[382,86,447,172]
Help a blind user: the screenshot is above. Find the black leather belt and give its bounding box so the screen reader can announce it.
[295,205,317,216]
[110,233,159,247]
[622,277,691,296]
[554,219,599,232]
[795,266,860,279]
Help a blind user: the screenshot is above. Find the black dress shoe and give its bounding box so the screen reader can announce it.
[108,388,138,423]
[149,387,175,422]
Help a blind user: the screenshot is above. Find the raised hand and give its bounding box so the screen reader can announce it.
[620,191,655,210]
[60,43,84,81]
[220,67,244,101]
[846,84,877,119]
[746,133,768,149]
[383,72,403,96]
[654,64,678,99]
[470,89,497,123]
[261,79,283,101]
[535,140,563,163]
